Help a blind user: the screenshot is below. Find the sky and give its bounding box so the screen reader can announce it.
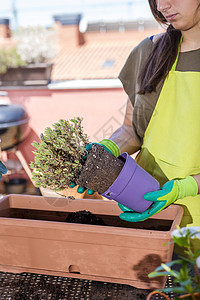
[0,0,154,29]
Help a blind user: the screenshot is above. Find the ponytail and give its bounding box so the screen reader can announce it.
[138,25,181,94]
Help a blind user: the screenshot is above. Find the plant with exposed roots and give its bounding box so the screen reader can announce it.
[30,117,89,191]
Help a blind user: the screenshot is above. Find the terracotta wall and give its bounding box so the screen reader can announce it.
[5,87,127,167]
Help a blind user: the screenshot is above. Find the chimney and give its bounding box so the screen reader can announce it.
[0,18,11,39]
[53,14,86,47]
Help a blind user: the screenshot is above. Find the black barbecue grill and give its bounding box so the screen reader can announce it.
[0,101,30,151]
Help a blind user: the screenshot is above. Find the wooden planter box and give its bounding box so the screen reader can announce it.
[0,63,53,86]
[0,194,183,289]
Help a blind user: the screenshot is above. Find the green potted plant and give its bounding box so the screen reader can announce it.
[30,117,89,192]
[147,226,200,300]
[30,116,160,214]
[30,117,124,196]
[0,26,56,86]
[0,47,26,74]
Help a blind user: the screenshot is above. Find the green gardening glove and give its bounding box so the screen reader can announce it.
[0,161,7,180]
[119,176,198,222]
[70,139,120,195]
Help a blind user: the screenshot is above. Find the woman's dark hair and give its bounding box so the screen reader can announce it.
[138,0,181,94]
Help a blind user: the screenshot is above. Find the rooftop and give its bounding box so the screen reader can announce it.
[0,16,164,83]
[51,18,163,81]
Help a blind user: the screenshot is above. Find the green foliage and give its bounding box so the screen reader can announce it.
[0,47,27,74]
[0,27,57,75]
[30,117,89,191]
[148,226,200,299]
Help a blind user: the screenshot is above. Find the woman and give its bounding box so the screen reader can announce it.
[112,0,200,226]
[78,0,200,241]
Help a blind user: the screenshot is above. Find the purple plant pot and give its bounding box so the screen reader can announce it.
[101,152,160,213]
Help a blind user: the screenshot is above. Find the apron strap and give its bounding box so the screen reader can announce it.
[171,36,183,71]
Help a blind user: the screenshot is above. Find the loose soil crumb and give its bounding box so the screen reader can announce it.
[65,210,105,225]
[67,196,75,200]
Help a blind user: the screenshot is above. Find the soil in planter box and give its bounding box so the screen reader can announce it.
[76,144,124,194]
[3,208,172,231]
[64,210,172,230]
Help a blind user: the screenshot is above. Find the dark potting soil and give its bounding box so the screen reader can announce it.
[76,143,124,194]
[64,210,172,231]
[65,210,106,225]
[4,208,172,231]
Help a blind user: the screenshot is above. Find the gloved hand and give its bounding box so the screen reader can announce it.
[119,176,198,222]
[70,139,120,195]
[0,161,7,180]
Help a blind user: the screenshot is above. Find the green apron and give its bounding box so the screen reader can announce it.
[136,41,200,251]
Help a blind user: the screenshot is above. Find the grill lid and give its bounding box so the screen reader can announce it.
[0,103,30,150]
[0,104,29,129]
